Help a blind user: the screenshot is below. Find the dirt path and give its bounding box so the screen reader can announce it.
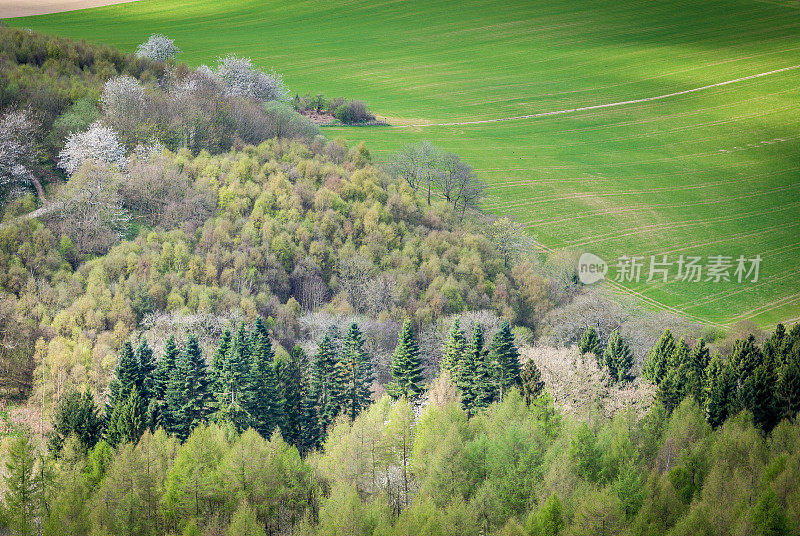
[0,0,138,18]
[396,64,800,128]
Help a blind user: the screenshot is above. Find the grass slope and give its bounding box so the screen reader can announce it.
[8,0,800,327]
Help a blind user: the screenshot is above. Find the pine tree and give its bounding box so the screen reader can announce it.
[455,326,478,414]
[248,319,285,439]
[279,345,307,447]
[222,323,253,406]
[341,322,374,421]
[106,341,141,418]
[386,320,425,400]
[312,326,344,430]
[441,317,467,374]
[685,339,710,404]
[578,326,601,358]
[298,386,321,454]
[744,359,779,433]
[108,389,146,446]
[490,320,521,399]
[643,329,675,385]
[705,355,734,428]
[777,357,800,421]
[468,324,496,410]
[209,327,232,397]
[135,338,156,401]
[154,335,179,431]
[520,359,545,405]
[48,388,102,455]
[604,330,633,383]
[657,368,684,413]
[182,334,211,435]
[764,323,788,367]
[3,436,40,536]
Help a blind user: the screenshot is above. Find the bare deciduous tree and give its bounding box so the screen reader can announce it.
[0,110,44,203]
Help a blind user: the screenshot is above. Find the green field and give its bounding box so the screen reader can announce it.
[9,0,800,327]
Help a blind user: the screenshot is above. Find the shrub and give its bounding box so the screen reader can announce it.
[214,54,289,103]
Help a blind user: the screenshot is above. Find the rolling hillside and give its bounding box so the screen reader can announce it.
[8,0,800,327]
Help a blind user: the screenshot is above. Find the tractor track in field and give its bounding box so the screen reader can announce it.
[394,64,800,128]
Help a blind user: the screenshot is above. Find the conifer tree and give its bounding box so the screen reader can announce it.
[657,368,684,413]
[643,328,675,384]
[3,436,40,536]
[490,320,521,399]
[312,326,344,430]
[386,320,425,400]
[248,319,285,439]
[455,327,478,414]
[209,328,232,397]
[298,386,321,454]
[48,388,102,455]
[222,323,253,406]
[777,357,800,421]
[279,345,307,447]
[106,341,141,418]
[107,389,146,446]
[685,339,710,404]
[578,326,601,358]
[153,335,179,430]
[341,322,374,421]
[604,330,633,383]
[135,338,156,401]
[520,359,545,405]
[168,334,211,440]
[441,317,467,374]
[705,355,734,428]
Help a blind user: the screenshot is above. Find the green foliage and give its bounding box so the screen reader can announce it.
[3,436,41,536]
[387,320,425,401]
[440,317,466,375]
[578,326,601,358]
[520,359,544,406]
[490,320,521,399]
[603,330,632,383]
[48,388,102,454]
[644,329,676,384]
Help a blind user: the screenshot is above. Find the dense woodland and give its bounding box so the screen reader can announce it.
[1,26,799,536]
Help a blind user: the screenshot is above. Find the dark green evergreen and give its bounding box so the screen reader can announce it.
[489,320,521,399]
[48,388,102,455]
[441,317,467,375]
[604,330,633,383]
[248,318,285,439]
[643,328,675,384]
[279,345,307,447]
[153,335,179,431]
[341,322,374,421]
[685,339,710,404]
[386,320,425,400]
[472,324,497,410]
[578,326,602,358]
[520,359,545,405]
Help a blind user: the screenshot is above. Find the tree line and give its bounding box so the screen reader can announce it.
[640,323,800,432]
[48,316,533,457]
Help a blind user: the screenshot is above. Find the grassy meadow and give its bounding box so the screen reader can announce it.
[8,0,800,327]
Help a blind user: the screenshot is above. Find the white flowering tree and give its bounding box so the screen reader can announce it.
[0,110,39,204]
[135,34,180,62]
[214,54,289,102]
[100,75,146,119]
[58,122,127,175]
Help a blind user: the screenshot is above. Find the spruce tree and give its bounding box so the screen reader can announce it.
[48,388,102,455]
[685,339,710,404]
[223,323,253,406]
[657,368,684,413]
[578,326,601,358]
[520,359,545,405]
[455,327,478,414]
[248,319,285,439]
[153,335,179,430]
[490,320,521,399]
[441,317,467,375]
[169,334,211,440]
[135,338,156,401]
[643,328,675,384]
[341,322,374,421]
[298,386,321,454]
[106,341,141,418]
[279,345,307,447]
[108,390,146,446]
[313,326,343,430]
[604,330,633,383]
[386,320,425,400]
[209,327,232,398]
[777,357,800,421]
[705,355,734,428]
